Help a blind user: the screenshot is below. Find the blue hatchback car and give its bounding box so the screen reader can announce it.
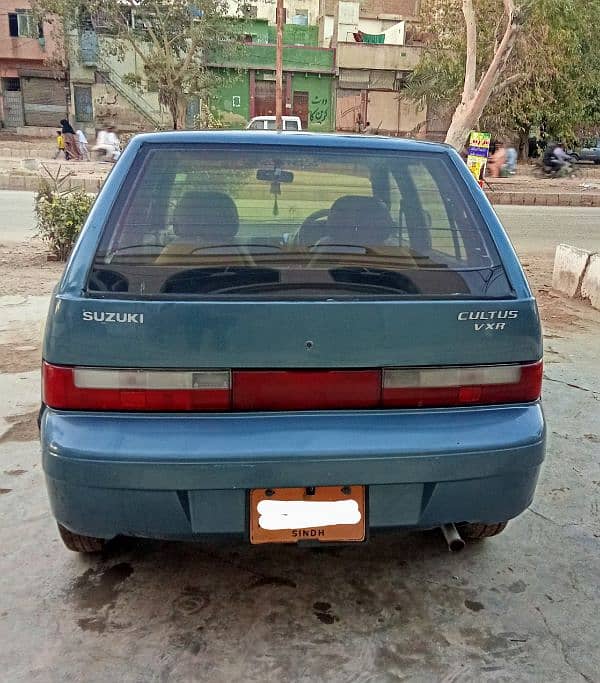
[40,131,545,552]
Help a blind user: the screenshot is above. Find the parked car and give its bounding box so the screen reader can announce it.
[247,115,302,131]
[41,131,545,553]
[572,139,600,164]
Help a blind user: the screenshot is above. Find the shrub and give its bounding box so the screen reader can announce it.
[35,165,95,261]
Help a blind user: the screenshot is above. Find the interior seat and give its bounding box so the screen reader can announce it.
[321,195,396,246]
[156,191,242,265]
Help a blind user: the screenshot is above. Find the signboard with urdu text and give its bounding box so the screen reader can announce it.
[466,131,491,184]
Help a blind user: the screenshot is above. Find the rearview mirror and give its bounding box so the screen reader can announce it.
[256,169,294,183]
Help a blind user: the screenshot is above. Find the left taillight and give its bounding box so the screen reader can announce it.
[42,362,231,411]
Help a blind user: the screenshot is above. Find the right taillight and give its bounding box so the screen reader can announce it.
[382,361,543,408]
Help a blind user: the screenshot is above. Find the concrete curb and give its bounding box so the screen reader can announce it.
[581,254,600,310]
[485,191,600,207]
[0,174,105,193]
[1,173,599,207]
[552,244,600,311]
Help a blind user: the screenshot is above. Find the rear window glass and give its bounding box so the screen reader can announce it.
[88,144,512,299]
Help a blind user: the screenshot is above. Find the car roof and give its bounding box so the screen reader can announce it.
[251,115,299,120]
[128,130,453,154]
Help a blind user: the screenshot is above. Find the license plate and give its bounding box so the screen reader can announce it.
[250,486,366,544]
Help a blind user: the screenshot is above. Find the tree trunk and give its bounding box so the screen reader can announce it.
[444,103,476,152]
[168,94,188,130]
[176,95,187,130]
[517,128,529,160]
[445,0,520,150]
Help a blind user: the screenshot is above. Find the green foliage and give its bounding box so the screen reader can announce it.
[407,0,600,147]
[35,166,95,261]
[194,102,225,129]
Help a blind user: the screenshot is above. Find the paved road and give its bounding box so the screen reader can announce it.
[495,205,600,254]
[0,191,35,242]
[1,191,600,255]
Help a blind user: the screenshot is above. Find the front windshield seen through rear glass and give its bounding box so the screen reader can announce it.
[88,144,512,299]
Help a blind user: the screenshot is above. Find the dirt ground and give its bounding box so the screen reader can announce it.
[1,217,600,681]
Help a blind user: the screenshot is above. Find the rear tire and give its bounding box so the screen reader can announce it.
[57,523,106,553]
[457,522,508,539]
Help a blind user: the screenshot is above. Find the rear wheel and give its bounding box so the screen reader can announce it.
[457,522,508,539]
[57,523,106,553]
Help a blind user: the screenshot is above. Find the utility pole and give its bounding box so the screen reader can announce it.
[275,0,284,130]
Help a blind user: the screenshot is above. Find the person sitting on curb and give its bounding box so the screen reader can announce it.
[505,145,518,175]
[487,141,507,178]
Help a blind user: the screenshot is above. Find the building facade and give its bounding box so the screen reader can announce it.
[210,18,335,131]
[61,0,431,137]
[66,4,334,132]
[0,0,67,130]
[319,0,427,137]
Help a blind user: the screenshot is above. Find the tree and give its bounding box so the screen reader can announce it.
[481,0,600,154]
[33,0,243,129]
[408,0,600,151]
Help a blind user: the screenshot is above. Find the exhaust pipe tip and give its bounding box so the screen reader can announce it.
[440,523,466,552]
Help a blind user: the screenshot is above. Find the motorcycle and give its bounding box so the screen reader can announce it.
[533,156,578,179]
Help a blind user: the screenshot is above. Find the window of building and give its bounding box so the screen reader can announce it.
[241,4,257,19]
[8,13,19,37]
[8,10,42,38]
[3,78,21,92]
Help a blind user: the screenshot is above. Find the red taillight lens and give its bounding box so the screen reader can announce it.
[233,370,381,410]
[382,361,543,408]
[42,363,231,411]
[43,361,542,412]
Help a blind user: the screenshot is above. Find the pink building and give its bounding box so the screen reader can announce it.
[0,0,67,128]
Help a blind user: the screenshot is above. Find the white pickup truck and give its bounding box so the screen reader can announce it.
[246,116,302,131]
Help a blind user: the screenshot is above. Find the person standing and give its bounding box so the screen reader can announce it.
[105,126,121,161]
[53,130,66,159]
[60,119,80,160]
[93,126,120,162]
[76,129,91,161]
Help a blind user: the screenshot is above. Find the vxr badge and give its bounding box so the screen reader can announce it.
[457,310,519,332]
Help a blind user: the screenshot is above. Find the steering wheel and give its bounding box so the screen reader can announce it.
[88,269,128,293]
[294,209,330,247]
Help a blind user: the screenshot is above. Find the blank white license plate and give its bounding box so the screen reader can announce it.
[250,486,366,544]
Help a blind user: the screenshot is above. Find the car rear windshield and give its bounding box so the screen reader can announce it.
[88,144,513,299]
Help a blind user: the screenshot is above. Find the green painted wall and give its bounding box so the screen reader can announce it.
[268,24,318,47]
[292,73,333,132]
[215,43,334,72]
[214,72,250,126]
[243,20,318,47]
[211,70,333,132]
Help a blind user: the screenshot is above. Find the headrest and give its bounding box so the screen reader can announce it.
[173,191,239,241]
[326,195,394,245]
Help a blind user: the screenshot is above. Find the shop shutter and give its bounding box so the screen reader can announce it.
[21,76,67,126]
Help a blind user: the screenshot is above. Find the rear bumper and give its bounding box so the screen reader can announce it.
[41,405,546,540]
